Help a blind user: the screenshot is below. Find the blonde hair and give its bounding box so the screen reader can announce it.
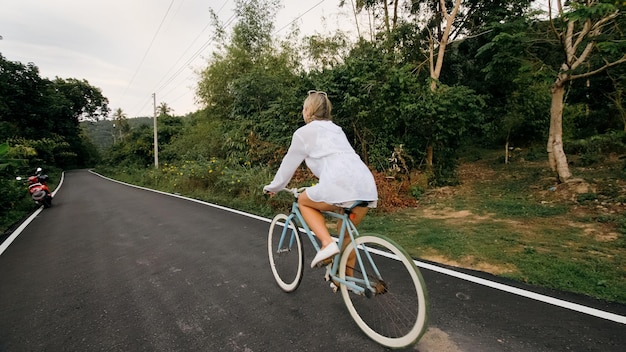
[303,90,332,122]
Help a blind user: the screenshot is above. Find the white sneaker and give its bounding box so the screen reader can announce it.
[311,242,339,268]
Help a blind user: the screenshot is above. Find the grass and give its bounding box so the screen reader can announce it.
[0,169,62,235]
[94,154,626,303]
[3,152,624,304]
[355,152,626,303]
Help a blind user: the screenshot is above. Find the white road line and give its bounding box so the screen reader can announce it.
[0,172,64,256]
[369,246,626,325]
[414,260,626,325]
[5,169,622,325]
[0,208,43,256]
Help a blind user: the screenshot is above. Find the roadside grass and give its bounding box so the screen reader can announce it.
[357,210,626,303]
[356,152,626,303]
[3,153,623,304]
[90,153,625,304]
[0,169,62,235]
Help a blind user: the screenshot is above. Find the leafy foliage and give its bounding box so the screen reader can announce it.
[5,0,625,213]
[0,54,109,168]
[101,0,624,187]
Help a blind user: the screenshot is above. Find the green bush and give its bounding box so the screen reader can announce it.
[567,131,626,166]
[577,192,598,203]
[409,185,425,200]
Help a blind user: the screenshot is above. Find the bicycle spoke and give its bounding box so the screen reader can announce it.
[339,235,428,348]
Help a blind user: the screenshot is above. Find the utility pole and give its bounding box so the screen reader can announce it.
[152,93,159,168]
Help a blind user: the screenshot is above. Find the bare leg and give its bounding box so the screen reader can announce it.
[337,207,369,277]
[298,191,337,248]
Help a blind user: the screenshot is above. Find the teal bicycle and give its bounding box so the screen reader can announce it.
[267,188,428,348]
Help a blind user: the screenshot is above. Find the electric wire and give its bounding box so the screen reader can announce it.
[156,0,324,104]
[146,10,238,109]
[138,0,329,116]
[154,5,237,95]
[273,0,326,34]
[151,0,230,94]
[132,1,234,116]
[121,0,176,102]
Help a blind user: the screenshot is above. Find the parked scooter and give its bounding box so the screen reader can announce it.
[16,167,53,208]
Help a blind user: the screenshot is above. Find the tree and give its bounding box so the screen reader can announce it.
[197,0,282,117]
[157,102,173,117]
[0,54,49,140]
[196,0,302,165]
[410,0,463,169]
[546,0,626,182]
[0,55,109,167]
[427,0,463,91]
[340,0,402,37]
[469,16,554,155]
[50,78,109,122]
[112,108,130,143]
[105,124,155,168]
[47,78,109,167]
[606,84,625,131]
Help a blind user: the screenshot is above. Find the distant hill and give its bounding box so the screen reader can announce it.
[81,117,152,152]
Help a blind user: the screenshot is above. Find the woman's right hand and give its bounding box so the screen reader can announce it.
[262,186,275,197]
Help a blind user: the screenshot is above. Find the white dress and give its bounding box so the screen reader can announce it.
[264,120,378,207]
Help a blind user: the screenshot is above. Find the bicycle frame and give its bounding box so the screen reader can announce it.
[278,197,378,296]
[268,188,429,348]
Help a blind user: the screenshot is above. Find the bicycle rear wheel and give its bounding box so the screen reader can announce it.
[268,214,304,292]
[339,234,428,348]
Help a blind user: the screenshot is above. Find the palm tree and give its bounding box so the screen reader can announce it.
[157,102,173,117]
[112,108,130,143]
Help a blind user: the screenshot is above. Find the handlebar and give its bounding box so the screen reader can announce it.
[282,187,307,198]
[264,187,308,199]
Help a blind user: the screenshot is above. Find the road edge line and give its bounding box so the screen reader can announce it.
[89,170,626,325]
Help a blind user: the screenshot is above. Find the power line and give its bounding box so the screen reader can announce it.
[273,0,326,34]
[140,0,330,115]
[151,0,231,95]
[152,9,239,102]
[157,0,323,100]
[156,5,237,94]
[121,0,176,101]
[130,1,234,115]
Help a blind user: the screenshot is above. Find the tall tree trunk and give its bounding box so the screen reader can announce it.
[547,78,572,182]
[545,0,626,182]
[607,87,626,131]
[382,0,390,33]
[426,145,433,171]
[425,0,462,169]
[349,0,362,38]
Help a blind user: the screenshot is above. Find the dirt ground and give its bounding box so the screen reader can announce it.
[403,159,625,276]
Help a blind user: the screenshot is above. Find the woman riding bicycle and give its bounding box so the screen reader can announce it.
[263,90,378,268]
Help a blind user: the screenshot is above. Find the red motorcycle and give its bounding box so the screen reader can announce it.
[16,167,53,208]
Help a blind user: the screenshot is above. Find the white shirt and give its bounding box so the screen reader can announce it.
[264,120,378,206]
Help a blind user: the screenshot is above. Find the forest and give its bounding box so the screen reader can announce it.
[101,0,626,182]
[1,0,625,302]
[93,0,626,211]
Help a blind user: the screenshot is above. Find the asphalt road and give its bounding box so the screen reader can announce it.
[1,169,624,352]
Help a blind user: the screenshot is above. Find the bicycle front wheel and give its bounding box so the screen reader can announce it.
[339,234,428,348]
[268,214,304,292]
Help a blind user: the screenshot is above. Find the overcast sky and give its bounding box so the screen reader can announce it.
[0,0,354,118]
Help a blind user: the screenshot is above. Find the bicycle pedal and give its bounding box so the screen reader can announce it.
[321,257,333,266]
[324,265,331,281]
[314,257,333,269]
